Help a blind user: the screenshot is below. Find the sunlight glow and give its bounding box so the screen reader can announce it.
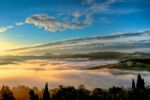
[0,40,26,55]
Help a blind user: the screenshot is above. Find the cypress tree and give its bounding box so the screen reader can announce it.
[43,83,50,100]
[136,74,145,89]
[132,78,135,89]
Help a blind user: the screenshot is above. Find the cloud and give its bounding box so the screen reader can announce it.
[80,0,138,25]
[0,27,8,32]
[15,22,24,26]
[99,17,110,24]
[25,0,121,32]
[72,11,81,18]
[83,0,120,13]
[6,30,150,54]
[26,14,92,32]
[72,11,81,22]
[0,22,25,33]
[83,0,94,5]
[0,26,14,33]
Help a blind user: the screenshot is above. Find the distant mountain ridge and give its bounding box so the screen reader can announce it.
[44,51,150,59]
[44,51,129,59]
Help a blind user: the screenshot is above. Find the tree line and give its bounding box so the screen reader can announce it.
[0,74,150,100]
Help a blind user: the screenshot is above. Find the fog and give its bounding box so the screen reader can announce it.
[0,59,150,89]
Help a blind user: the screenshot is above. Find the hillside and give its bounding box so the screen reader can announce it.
[88,57,150,71]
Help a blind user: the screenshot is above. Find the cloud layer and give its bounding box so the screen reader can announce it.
[6,30,150,55]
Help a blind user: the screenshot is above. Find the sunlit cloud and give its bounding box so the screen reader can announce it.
[26,14,92,32]
[0,22,25,33]
[0,26,13,33]
[0,27,8,32]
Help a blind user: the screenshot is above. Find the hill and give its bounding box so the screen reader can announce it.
[88,57,150,71]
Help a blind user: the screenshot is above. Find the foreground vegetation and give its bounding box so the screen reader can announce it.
[1,74,150,100]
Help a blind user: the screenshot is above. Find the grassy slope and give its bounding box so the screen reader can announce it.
[88,58,150,71]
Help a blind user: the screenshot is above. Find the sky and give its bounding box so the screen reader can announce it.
[0,0,150,54]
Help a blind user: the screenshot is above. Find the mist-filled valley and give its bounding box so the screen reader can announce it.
[0,52,149,89]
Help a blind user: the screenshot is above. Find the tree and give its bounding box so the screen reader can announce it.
[132,78,135,89]
[0,85,15,100]
[43,83,50,100]
[136,74,145,89]
[51,86,76,100]
[76,84,90,100]
[91,88,106,100]
[29,89,39,100]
